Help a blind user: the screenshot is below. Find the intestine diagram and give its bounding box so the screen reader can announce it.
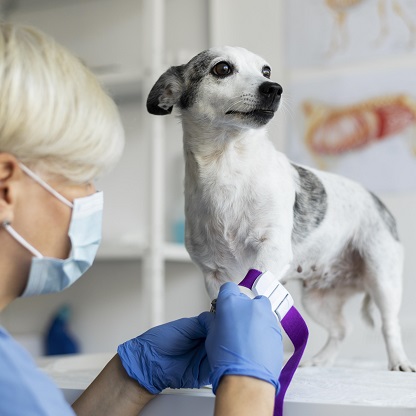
[302,94,416,165]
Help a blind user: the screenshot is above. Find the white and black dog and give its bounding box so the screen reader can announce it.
[147,46,414,371]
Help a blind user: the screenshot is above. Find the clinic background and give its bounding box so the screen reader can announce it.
[0,0,415,366]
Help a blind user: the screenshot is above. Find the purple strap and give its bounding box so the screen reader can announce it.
[277,307,308,414]
[239,268,262,289]
[239,269,309,416]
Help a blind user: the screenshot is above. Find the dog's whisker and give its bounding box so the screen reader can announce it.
[225,98,246,113]
[279,100,295,122]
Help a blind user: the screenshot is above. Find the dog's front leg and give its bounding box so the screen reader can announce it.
[245,173,297,281]
[247,224,294,282]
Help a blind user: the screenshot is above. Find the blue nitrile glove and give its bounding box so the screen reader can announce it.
[198,282,283,394]
[117,317,210,394]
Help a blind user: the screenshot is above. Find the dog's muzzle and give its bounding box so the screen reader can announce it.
[225,81,283,125]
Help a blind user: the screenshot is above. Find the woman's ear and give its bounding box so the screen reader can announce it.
[0,153,20,224]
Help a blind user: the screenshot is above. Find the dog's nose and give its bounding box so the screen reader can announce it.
[259,82,283,98]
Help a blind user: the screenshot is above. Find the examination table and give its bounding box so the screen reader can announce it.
[36,353,416,415]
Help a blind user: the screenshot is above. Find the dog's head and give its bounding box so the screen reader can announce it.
[147,46,282,128]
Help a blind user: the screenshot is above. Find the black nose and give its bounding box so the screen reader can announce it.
[259,81,283,97]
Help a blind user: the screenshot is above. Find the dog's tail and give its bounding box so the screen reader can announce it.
[361,293,375,327]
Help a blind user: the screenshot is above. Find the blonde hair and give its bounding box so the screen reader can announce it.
[0,23,124,183]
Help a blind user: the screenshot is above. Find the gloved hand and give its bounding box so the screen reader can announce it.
[117,317,210,394]
[198,282,283,394]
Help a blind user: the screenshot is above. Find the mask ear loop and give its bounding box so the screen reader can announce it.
[2,221,44,258]
[2,163,75,259]
[19,163,74,208]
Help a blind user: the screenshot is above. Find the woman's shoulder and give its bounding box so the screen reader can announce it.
[0,325,41,384]
[0,326,76,415]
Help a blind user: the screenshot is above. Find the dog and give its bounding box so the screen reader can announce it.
[147,46,414,371]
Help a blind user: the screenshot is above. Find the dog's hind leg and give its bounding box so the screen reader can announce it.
[300,286,355,367]
[364,249,415,371]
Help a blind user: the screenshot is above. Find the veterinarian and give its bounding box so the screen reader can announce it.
[0,23,283,416]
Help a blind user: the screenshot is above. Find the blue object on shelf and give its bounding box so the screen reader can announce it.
[45,305,80,356]
[173,218,185,245]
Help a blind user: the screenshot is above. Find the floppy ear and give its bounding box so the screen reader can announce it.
[146,65,185,115]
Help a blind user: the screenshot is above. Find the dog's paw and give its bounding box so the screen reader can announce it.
[389,361,416,372]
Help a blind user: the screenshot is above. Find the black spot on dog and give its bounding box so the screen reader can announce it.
[369,192,399,241]
[146,50,216,115]
[180,50,216,109]
[147,65,185,115]
[291,164,328,244]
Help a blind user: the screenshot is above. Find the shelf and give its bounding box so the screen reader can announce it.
[15,0,93,11]
[96,240,144,260]
[96,70,143,100]
[164,242,192,262]
[96,240,192,263]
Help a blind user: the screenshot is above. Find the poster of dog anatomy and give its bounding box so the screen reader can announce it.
[284,0,416,192]
[286,0,416,68]
[285,66,416,193]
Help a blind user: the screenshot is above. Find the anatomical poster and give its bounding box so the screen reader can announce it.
[285,66,416,193]
[285,0,416,68]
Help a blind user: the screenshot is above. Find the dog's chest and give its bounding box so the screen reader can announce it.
[188,160,271,236]
[188,141,284,220]
[185,141,295,267]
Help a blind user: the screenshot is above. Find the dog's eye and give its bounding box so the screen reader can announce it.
[212,61,232,77]
[262,66,271,79]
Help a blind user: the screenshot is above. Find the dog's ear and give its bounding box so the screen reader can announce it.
[147,65,185,115]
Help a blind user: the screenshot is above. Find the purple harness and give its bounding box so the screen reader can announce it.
[239,269,309,416]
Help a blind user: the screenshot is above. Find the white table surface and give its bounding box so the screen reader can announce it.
[36,354,416,416]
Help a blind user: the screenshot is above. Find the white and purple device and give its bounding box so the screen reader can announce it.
[239,270,294,321]
[239,269,309,416]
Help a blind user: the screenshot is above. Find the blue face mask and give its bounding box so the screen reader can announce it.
[2,163,103,297]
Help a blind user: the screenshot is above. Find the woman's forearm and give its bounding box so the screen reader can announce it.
[72,354,155,416]
[214,375,275,416]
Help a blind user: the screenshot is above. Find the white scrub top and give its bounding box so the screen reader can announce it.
[0,326,75,416]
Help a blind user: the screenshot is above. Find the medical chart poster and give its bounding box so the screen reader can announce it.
[285,66,416,193]
[285,0,416,69]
